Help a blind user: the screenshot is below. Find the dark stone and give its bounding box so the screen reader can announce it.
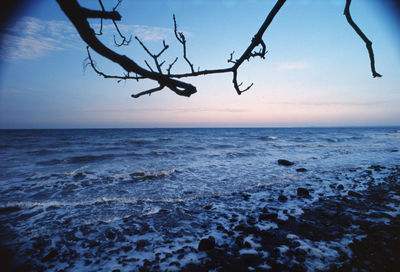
[278,159,294,166]
[87,240,100,248]
[105,229,116,240]
[348,190,362,198]
[65,231,80,242]
[204,205,212,210]
[295,248,307,256]
[73,172,86,179]
[242,253,259,265]
[41,249,57,262]
[242,193,250,201]
[337,184,344,190]
[235,236,244,247]
[0,206,21,213]
[278,195,288,202]
[198,236,215,251]
[247,216,257,225]
[259,213,278,221]
[297,187,310,198]
[33,237,51,249]
[136,239,150,250]
[122,246,132,252]
[296,168,307,172]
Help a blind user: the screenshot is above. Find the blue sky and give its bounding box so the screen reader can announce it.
[0,0,399,128]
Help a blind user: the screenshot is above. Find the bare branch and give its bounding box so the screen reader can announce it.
[57,0,197,97]
[112,20,132,46]
[113,0,123,12]
[86,46,143,80]
[167,57,178,75]
[230,0,286,94]
[156,40,169,58]
[173,14,195,73]
[59,0,380,100]
[131,84,164,98]
[233,70,254,95]
[144,60,154,72]
[80,7,121,20]
[135,36,169,74]
[233,0,285,70]
[228,51,237,64]
[95,0,105,35]
[135,36,153,57]
[344,0,382,77]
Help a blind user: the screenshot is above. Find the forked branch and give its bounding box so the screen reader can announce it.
[57,0,196,98]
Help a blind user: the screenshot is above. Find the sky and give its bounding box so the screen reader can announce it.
[0,0,399,128]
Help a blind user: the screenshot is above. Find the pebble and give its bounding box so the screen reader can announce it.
[198,236,215,251]
[278,159,294,166]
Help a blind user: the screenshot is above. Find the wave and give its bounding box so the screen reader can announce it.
[129,169,181,181]
[119,139,153,145]
[211,144,236,149]
[259,136,278,141]
[0,195,187,210]
[326,138,339,143]
[226,151,255,158]
[150,151,175,156]
[26,149,55,155]
[37,154,115,166]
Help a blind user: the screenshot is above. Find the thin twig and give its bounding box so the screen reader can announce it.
[95,0,105,35]
[86,46,142,80]
[173,14,195,73]
[167,57,178,75]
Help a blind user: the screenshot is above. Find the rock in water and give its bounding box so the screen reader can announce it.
[278,195,288,202]
[278,159,294,166]
[198,236,215,251]
[348,190,362,198]
[297,187,310,198]
[296,168,307,172]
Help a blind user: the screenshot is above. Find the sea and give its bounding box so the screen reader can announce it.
[0,127,399,271]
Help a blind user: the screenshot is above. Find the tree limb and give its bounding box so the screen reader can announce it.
[56,0,197,97]
[344,0,382,78]
[58,0,380,100]
[173,14,195,73]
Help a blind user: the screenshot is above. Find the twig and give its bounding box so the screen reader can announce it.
[131,84,164,98]
[135,36,169,74]
[85,46,142,80]
[173,14,195,73]
[95,0,105,35]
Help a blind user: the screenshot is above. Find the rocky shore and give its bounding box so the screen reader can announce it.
[181,165,400,272]
[2,164,400,272]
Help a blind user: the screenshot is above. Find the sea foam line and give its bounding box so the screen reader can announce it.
[0,196,189,210]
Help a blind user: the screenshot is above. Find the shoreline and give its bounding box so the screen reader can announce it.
[179,165,400,272]
[1,164,400,271]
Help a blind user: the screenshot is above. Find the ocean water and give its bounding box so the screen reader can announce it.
[0,127,399,270]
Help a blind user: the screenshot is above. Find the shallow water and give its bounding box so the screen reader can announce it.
[1,127,399,270]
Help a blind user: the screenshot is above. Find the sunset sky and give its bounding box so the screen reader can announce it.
[0,0,399,128]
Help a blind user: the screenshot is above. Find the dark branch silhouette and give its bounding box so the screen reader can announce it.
[57,0,381,99]
[344,0,382,78]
